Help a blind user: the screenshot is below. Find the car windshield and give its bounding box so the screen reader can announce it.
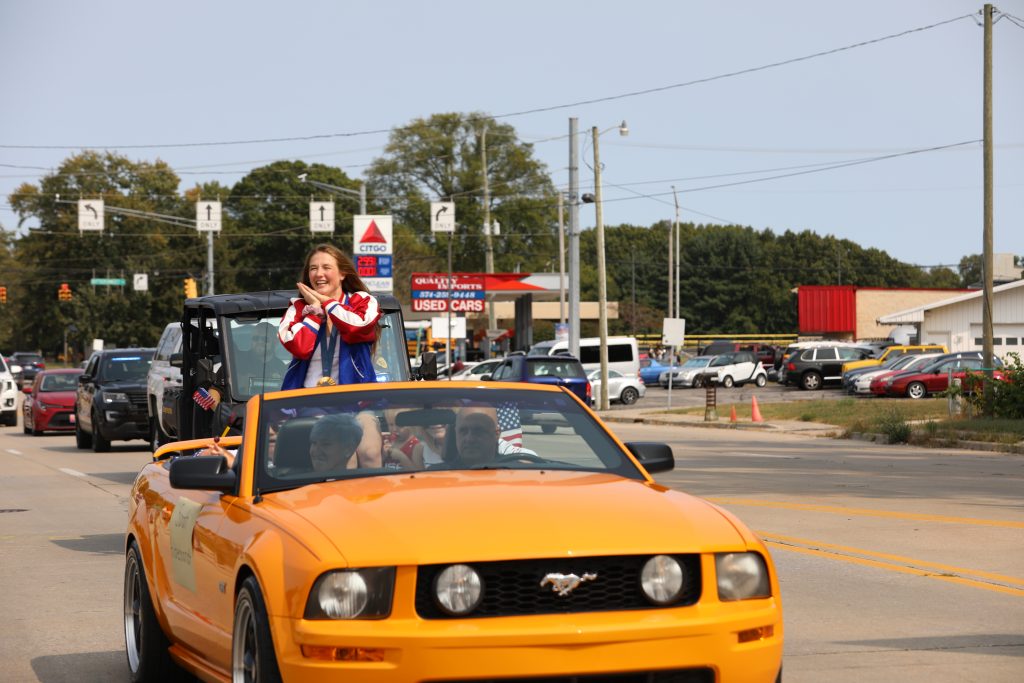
[224,310,410,401]
[98,353,153,381]
[254,386,645,492]
[40,374,80,391]
[683,357,712,368]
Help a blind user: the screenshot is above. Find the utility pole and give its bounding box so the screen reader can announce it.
[982,2,995,415]
[557,192,566,324]
[568,118,581,359]
[206,232,215,295]
[481,125,495,331]
[672,186,681,318]
[592,126,609,411]
[668,192,674,322]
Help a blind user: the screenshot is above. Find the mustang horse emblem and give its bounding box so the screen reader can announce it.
[540,572,598,596]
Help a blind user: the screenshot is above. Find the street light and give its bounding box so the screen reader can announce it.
[297,173,367,215]
[581,120,629,411]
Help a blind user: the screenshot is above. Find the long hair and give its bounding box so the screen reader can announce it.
[299,243,381,353]
[299,243,372,294]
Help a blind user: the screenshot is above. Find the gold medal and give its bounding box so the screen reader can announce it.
[316,376,337,387]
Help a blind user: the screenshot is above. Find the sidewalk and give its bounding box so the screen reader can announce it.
[597,407,842,438]
[596,407,1024,454]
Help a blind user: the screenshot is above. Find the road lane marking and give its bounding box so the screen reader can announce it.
[759,531,1024,589]
[709,497,1024,529]
[59,468,86,478]
[764,540,1024,598]
[5,449,22,455]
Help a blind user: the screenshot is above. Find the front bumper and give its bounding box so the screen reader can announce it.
[98,408,149,440]
[39,408,76,431]
[272,599,782,682]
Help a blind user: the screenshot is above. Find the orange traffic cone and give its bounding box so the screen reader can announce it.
[751,396,764,423]
[730,405,737,422]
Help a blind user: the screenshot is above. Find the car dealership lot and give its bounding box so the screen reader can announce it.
[1,411,1021,682]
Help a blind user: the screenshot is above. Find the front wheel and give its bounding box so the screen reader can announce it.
[75,410,92,449]
[125,541,180,682]
[721,375,735,389]
[233,577,283,683]
[906,382,927,399]
[92,413,111,453]
[619,387,640,405]
[755,375,767,388]
[693,377,704,389]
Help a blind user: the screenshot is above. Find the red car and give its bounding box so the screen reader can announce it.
[22,368,82,435]
[883,356,1003,399]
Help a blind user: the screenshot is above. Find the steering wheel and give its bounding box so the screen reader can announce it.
[494,452,548,464]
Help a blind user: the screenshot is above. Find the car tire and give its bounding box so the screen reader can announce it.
[92,413,111,453]
[620,387,639,405]
[801,372,822,391]
[23,415,31,434]
[906,382,927,400]
[233,577,283,683]
[721,376,735,388]
[75,411,92,449]
[149,418,170,453]
[541,424,557,434]
[31,419,42,436]
[755,375,767,388]
[693,377,704,389]
[124,540,181,683]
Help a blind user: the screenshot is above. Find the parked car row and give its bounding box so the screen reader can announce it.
[655,352,768,389]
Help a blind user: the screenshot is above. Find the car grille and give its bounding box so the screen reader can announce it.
[47,412,74,428]
[431,669,714,683]
[415,554,701,619]
[127,392,148,411]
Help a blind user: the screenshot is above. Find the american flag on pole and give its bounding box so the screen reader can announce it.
[496,402,522,448]
[193,387,216,411]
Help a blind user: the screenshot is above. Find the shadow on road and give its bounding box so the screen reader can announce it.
[51,533,123,556]
[839,634,1024,656]
[31,650,126,682]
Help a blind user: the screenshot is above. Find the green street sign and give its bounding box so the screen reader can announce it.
[90,277,126,286]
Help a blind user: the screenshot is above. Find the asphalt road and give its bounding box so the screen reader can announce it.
[1,419,1021,682]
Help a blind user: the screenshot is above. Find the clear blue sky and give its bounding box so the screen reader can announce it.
[2,0,1022,271]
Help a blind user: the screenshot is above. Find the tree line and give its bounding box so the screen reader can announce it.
[0,112,993,356]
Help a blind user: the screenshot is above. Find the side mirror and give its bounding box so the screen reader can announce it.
[480,374,493,381]
[22,385,33,395]
[417,352,438,381]
[78,374,90,384]
[169,455,236,493]
[625,442,675,474]
[169,352,183,368]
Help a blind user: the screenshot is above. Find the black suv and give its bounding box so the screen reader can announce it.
[10,351,46,388]
[784,345,872,391]
[487,355,592,406]
[75,348,155,451]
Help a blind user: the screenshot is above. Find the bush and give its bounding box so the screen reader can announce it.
[878,408,911,444]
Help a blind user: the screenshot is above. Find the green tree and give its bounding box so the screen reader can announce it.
[366,113,559,278]
[7,152,194,355]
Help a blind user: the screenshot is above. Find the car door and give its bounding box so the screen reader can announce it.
[77,354,101,432]
[923,359,958,392]
[814,347,841,381]
[150,463,237,668]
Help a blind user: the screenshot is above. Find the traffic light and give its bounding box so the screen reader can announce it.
[184,278,198,298]
[58,283,72,301]
[0,286,6,304]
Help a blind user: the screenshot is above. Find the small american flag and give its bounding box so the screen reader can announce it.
[496,402,522,447]
[193,388,216,411]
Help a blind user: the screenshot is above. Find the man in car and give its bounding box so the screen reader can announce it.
[309,413,364,474]
[449,406,535,467]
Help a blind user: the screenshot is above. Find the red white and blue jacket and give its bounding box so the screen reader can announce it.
[278,292,381,388]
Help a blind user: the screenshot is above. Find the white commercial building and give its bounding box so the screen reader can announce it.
[878,279,1024,361]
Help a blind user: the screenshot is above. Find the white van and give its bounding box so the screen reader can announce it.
[528,336,640,379]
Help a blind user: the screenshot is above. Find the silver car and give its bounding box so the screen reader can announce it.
[659,356,715,388]
[588,369,645,405]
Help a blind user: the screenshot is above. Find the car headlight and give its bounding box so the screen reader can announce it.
[102,392,129,404]
[716,552,770,601]
[434,564,483,616]
[640,555,685,605]
[304,568,395,620]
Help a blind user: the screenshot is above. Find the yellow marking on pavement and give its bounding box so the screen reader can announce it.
[709,497,1024,529]
[759,532,1024,588]
[766,542,1024,597]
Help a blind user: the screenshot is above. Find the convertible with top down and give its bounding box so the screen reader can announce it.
[125,381,783,682]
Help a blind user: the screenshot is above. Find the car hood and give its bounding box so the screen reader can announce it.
[36,390,77,405]
[263,471,748,567]
[95,380,147,391]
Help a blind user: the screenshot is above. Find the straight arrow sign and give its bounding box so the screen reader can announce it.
[309,201,335,233]
[196,200,222,232]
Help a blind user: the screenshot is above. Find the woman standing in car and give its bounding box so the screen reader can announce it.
[278,244,381,389]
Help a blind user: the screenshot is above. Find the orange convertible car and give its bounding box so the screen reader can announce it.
[125,382,782,682]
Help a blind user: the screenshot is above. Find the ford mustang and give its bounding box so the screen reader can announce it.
[125,381,782,682]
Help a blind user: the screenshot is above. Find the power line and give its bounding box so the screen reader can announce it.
[0,14,974,151]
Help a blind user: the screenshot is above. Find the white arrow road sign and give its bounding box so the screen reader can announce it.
[430,201,455,233]
[196,201,222,232]
[310,201,335,233]
[133,273,148,292]
[78,199,104,231]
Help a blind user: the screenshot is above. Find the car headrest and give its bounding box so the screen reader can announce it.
[273,417,318,472]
